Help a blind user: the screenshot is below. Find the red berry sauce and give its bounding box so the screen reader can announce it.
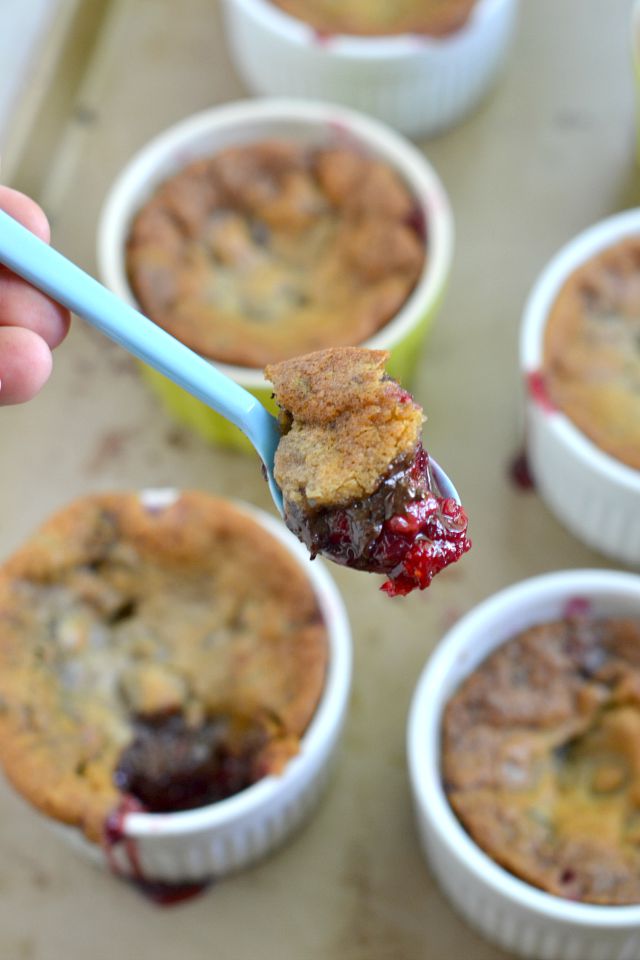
[103,798,212,906]
[527,370,556,413]
[113,714,265,813]
[284,444,471,596]
[509,448,535,491]
[101,712,268,905]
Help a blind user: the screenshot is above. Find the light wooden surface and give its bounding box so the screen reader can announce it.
[0,1,638,957]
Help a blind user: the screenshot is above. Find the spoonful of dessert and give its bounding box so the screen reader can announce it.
[265,347,471,596]
[0,212,470,594]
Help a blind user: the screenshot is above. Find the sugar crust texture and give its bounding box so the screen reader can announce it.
[126,141,425,367]
[443,617,640,905]
[265,347,424,508]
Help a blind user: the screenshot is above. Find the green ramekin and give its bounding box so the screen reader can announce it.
[97,99,453,450]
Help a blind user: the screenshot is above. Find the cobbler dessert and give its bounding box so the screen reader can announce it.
[0,492,328,843]
[270,0,477,37]
[542,236,640,471]
[443,616,640,905]
[265,347,470,597]
[126,140,425,368]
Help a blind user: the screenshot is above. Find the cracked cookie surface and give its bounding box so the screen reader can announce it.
[0,492,328,841]
[266,347,424,508]
[443,617,640,905]
[126,141,425,367]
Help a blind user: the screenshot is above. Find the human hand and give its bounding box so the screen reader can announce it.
[0,186,71,404]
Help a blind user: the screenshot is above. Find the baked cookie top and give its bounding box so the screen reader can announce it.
[0,492,328,842]
[270,0,477,37]
[266,347,424,508]
[543,236,640,471]
[443,616,640,905]
[126,141,425,367]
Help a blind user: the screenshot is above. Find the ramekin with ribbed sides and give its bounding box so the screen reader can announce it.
[220,0,519,139]
[408,569,640,960]
[97,99,453,449]
[0,489,352,884]
[520,209,640,566]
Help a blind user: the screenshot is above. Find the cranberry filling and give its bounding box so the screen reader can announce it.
[284,444,470,597]
[103,713,270,901]
[113,713,267,813]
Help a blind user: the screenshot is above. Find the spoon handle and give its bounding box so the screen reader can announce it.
[0,210,274,446]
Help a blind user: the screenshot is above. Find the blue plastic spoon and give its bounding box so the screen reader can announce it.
[0,209,459,514]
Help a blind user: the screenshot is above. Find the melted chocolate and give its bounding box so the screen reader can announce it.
[114,713,267,813]
[283,444,471,596]
[103,712,271,903]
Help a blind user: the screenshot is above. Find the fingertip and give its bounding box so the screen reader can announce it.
[0,327,53,405]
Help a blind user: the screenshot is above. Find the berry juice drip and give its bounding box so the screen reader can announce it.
[509,448,535,491]
[103,795,145,880]
[103,796,211,907]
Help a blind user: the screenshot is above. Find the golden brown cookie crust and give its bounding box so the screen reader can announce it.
[126,141,425,367]
[265,347,424,507]
[0,492,328,842]
[270,0,477,37]
[443,617,640,905]
[543,236,640,471]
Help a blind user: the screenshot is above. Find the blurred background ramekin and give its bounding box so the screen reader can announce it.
[632,1,640,160]
[520,209,640,566]
[220,0,520,140]
[33,495,352,884]
[408,569,640,960]
[97,98,453,449]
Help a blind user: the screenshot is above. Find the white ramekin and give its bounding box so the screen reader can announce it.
[520,209,640,566]
[408,569,640,960]
[39,492,352,883]
[220,0,519,139]
[97,98,453,448]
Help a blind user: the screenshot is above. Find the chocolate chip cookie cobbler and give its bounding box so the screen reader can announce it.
[269,0,478,37]
[265,347,470,596]
[126,140,425,368]
[542,236,640,471]
[0,492,328,844]
[443,615,640,905]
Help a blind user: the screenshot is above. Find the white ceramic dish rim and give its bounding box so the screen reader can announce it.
[97,98,453,390]
[113,489,352,839]
[519,208,640,494]
[227,0,511,57]
[408,568,640,929]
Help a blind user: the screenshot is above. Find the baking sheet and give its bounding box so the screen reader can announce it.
[0,0,637,956]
